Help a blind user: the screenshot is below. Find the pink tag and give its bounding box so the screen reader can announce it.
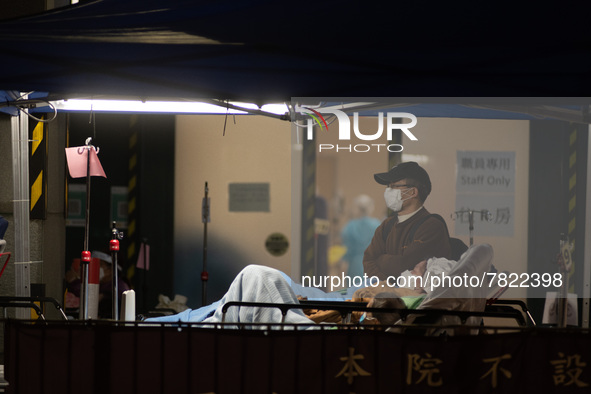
[136,243,150,270]
[65,147,107,178]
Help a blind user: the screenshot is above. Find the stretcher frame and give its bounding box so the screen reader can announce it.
[221,299,535,328]
[0,296,68,321]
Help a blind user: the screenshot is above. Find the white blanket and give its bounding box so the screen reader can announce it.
[202,265,315,327]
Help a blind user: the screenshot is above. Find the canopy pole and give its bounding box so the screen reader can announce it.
[11,101,31,319]
[290,117,303,280]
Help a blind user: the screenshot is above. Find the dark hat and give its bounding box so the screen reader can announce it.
[374,161,431,197]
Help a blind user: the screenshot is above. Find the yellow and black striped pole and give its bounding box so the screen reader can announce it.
[567,124,578,293]
[29,116,47,220]
[301,122,316,278]
[126,116,139,284]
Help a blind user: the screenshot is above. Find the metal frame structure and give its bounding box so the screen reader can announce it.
[10,102,31,319]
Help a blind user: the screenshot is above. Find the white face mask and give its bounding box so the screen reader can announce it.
[384,187,411,212]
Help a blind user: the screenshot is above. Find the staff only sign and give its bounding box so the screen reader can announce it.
[455,151,516,237]
[296,105,418,153]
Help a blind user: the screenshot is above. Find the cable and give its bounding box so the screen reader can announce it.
[0,95,58,123]
[15,99,58,123]
[289,102,339,129]
[291,112,338,129]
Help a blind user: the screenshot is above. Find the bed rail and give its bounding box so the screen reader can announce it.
[221,300,532,327]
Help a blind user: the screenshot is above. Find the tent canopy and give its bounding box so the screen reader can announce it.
[0,0,589,102]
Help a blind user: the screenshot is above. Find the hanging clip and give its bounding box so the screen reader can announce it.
[77,137,99,155]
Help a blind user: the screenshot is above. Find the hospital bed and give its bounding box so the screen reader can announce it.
[3,244,569,394]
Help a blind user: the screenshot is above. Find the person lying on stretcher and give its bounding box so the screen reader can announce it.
[144,264,408,327]
[145,244,493,327]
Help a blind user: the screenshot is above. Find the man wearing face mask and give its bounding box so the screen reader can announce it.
[362,162,452,280]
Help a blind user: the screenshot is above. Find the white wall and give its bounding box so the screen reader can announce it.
[175,114,292,302]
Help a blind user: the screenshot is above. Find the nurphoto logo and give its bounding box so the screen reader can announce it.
[295,105,418,153]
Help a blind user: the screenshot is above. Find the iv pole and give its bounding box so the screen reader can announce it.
[110,221,124,320]
[201,182,210,306]
[452,209,493,246]
[79,137,96,320]
[65,131,106,320]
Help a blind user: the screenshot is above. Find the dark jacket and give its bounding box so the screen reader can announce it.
[363,207,451,280]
